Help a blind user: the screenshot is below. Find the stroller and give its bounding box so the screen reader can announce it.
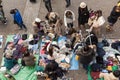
[0,5,7,24]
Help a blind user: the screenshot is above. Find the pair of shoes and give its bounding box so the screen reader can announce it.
[106,25,113,31]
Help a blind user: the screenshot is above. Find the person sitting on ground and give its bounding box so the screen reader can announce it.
[32,18,44,36]
[44,60,66,80]
[22,50,36,67]
[99,70,120,80]
[4,52,18,70]
[76,44,95,71]
[45,12,63,36]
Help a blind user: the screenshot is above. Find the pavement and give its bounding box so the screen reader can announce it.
[0,0,120,80]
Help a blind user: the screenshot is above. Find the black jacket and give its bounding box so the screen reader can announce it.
[108,6,120,24]
[77,47,95,64]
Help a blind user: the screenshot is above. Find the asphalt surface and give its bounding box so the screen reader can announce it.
[0,0,120,80]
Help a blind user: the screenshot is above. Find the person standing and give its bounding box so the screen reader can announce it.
[106,2,120,31]
[65,0,71,8]
[10,9,27,31]
[43,0,52,12]
[0,5,7,24]
[78,2,89,29]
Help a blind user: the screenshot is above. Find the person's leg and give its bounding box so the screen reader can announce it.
[65,0,71,7]
[45,1,52,12]
[17,23,23,30]
[22,23,27,31]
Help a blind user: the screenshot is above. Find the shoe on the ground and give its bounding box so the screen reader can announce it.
[106,25,113,31]
[66,4,70,8]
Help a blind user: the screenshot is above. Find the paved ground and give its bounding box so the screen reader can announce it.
[0,0,120,80]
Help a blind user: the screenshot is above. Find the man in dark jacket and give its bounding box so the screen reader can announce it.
[43,0,52,12]
[106,2,120,31]
[10,9,27,31]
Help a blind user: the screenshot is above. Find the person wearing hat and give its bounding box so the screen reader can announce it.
[106,2,120,31]
[32,18,44,36]
[78,2,89,30]
[10,8,27,31]
[43,0,52,12]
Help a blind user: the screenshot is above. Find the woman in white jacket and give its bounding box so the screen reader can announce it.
[64,10,75,29]
[89,10,105,36]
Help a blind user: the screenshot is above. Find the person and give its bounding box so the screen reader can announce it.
[78,2,89,29]
[44,60,66,80]
[0,5,7,24]
[22,50,36,67]
[10,8,27,31]
[4,52,18,70]
[45,12,63,35]
[64,10,75,28]
[65,0,71,8]
[106,2,120,31]
[99,70,120,80]
[43,0,52,12]
[32,18,44,36]
[88,10,105,36]
[76,44,95,71]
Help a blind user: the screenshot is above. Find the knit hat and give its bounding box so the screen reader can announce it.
[35,18,41,22]
[80,2,87,8]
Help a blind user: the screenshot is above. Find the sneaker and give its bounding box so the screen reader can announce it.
[106,25,113,31]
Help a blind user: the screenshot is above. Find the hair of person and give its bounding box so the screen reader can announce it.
[83,44,89,51]
[23,50,30,57]
[96,10,102,17]
[66,11,72,17]
[48,45,53,57]
[113,70,120,77]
